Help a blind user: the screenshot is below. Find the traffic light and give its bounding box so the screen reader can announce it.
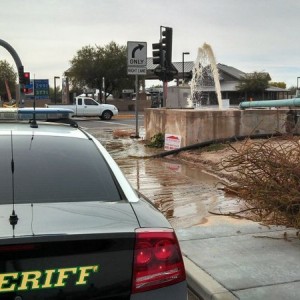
[161,27,173,67]
[22,87,29,94]
[18,66,24,84]
[24,72,30,85]
[153,26,177,82]
[152,42,164,65]
[152,26,173,68]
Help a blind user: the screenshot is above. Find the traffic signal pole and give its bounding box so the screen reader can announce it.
[163,81,168,107]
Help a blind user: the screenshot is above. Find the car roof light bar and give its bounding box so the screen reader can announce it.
[0,108,74,121]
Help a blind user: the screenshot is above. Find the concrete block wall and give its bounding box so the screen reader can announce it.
[144,108,299,147]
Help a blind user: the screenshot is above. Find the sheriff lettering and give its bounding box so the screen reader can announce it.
[0,265,99,293]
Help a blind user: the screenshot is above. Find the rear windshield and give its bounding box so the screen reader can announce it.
[0,134,122,204]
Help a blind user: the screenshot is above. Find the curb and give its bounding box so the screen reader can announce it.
[184,256,238,300]
[113,115,135,119]
[114,114,136,119]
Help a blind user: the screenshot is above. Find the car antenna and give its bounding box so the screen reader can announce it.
[9,131,18,236]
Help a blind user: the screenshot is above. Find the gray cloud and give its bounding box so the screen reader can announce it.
[1,0,299,87]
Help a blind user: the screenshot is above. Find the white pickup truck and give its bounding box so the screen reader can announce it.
[46,96,118,120]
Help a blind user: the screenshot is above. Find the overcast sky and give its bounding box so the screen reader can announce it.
[1,0,300,89]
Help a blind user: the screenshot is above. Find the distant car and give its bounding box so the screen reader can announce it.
[46,96,118,120]
[0,109,187,299]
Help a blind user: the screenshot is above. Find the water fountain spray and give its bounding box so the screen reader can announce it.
[190,43,222,109]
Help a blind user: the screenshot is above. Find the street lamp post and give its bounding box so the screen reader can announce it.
[54,76,60,104]
[182,52,190,85]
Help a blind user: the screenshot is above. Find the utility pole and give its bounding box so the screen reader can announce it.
[182,52,190,85]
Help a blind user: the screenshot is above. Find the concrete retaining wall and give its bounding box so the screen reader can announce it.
[144,108,300,147]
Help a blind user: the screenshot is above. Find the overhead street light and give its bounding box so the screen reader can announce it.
[182,52,190,85]
[54,76,60,104]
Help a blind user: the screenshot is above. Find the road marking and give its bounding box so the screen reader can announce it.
[99,121,133,126]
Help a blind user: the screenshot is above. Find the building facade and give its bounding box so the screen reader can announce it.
[145,59,289,105]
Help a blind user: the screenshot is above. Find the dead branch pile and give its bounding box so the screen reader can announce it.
[218,136,300,229]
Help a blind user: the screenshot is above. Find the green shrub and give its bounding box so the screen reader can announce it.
[146,133,164,148]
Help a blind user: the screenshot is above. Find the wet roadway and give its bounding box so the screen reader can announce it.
[81,123,241,229]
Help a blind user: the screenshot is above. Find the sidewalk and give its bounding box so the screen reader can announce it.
[176,216,300,300]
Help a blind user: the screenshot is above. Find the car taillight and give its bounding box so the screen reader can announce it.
[132,228,186,293]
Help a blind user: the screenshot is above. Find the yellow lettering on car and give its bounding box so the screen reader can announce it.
[76,265,99,285]
[54,267,77,287]
[0,272,18,292]
[18,271,42,291]
[40,269,56,289]
[0,265,100,293]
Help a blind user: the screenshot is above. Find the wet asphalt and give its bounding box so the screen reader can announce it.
[81,123,240,229]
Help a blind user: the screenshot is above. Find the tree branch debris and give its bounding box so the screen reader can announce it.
[217,136,300,229]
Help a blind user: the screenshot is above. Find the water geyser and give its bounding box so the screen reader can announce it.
[190,43,222,109]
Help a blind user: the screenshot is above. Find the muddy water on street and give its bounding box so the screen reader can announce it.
[87,128,241,229]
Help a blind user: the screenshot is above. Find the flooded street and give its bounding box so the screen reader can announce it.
[85,126,240,229]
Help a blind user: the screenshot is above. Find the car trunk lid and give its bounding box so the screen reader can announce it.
[0,201,139,299]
